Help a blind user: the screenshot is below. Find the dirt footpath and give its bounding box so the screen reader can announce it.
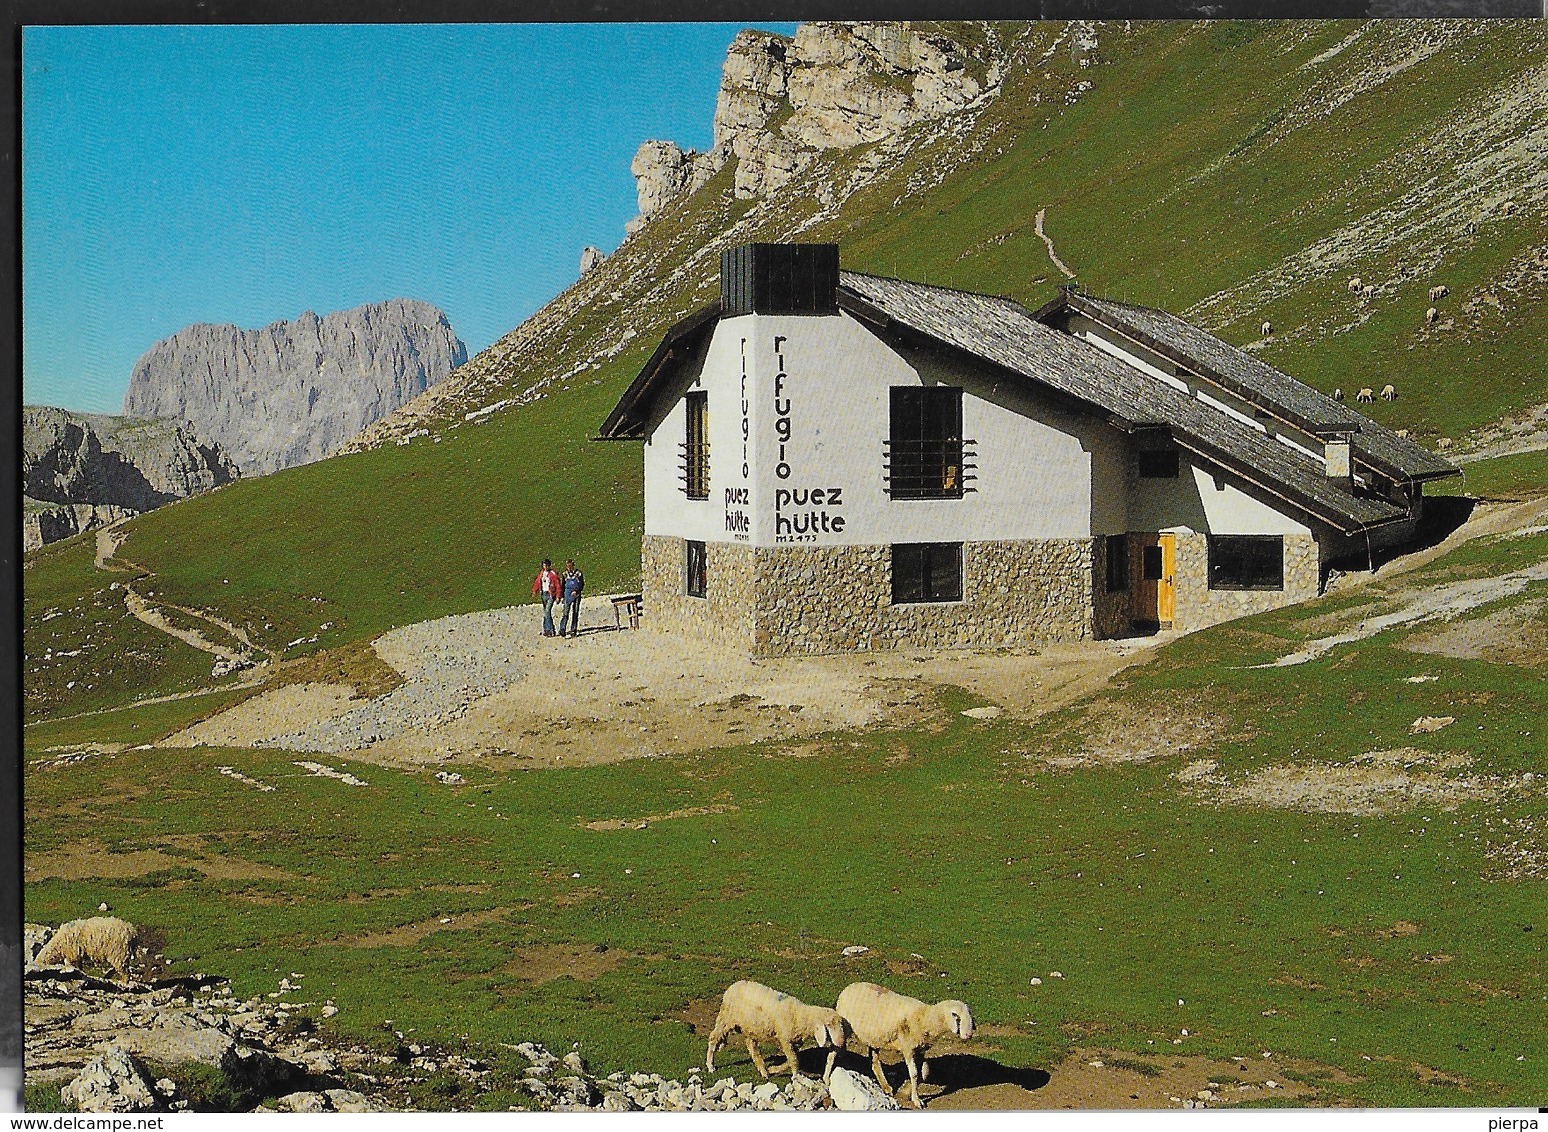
[162,597,1152,768]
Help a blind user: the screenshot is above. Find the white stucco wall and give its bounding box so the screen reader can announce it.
[645,311,1120,548]
[1127,455,1313,537]
[643,323,755,546]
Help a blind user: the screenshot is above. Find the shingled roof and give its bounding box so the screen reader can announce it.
[600,268,1456,534]
[1043,291,1457,483]
[836,272,1406,533]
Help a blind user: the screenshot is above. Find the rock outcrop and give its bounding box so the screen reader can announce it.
[579,246,605,275]
[122,299,467,477]
[22,406,239,551]
[627,22,997,229]
[25,938,837,1113]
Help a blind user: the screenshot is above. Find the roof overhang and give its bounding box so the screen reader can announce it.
[594,302,721,440]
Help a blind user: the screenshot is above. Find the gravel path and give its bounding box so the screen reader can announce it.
[257,605,534,753]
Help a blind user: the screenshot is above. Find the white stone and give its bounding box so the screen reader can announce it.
[827,1067,899,1111]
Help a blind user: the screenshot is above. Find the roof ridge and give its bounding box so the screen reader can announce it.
[839,269,1027,309]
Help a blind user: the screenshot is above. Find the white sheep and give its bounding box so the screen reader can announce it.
[1437,437,1453,451]
[1261,320,1273,337]
[835,981,974,1109]
[1395,428,1410,438]
[33,916,140,981]
[1381,384,1397,401]
[1362,284,1375,298]
[1425,307,1439,325]
[705,979,847,1081]
[1356,387,1375,403]
[1332,387,1345,402]
[1503,200,1518,215]
[1428,285,1448,301]
[1347,276,1363,293]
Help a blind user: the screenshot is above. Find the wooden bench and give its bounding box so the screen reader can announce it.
[611,593,643,630]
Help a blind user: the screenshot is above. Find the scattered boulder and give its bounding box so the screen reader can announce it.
[61,1048,160,1113]
[25,923,54,965]
[828,1066,900,1111]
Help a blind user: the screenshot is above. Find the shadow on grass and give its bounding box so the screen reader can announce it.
[824,1049,1049,1100]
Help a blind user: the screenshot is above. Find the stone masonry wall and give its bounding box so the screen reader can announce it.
[751,539,1096,657]
[641,536,757,651]
[1170,531,1321,632]
[1090,534,1131,640]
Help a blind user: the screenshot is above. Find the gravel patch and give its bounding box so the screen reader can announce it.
[257,606,530,753]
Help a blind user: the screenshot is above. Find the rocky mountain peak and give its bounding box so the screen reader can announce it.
[21,406,240,550]
[627,21,998,232]
[122,298,467,477]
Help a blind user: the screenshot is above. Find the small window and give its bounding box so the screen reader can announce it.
[1142,545,1164,582]
[1105,534,1129,593]
[683,391,709,499]
[1208,535,1283,591]
[888,387,965,499]
[1137,448,1179,478]
[892,543,963,604]
[685,539,707,598]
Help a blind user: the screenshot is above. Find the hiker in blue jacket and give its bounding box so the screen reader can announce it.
[559,559,585,638]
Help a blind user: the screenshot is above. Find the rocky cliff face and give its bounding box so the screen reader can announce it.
[122,299,467,477]
[626,22,998,231]
[22,406,239,551]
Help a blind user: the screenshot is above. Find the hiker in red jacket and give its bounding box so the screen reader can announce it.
[532,559,561,637]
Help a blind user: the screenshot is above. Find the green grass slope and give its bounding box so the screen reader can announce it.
[24,522,1547,1105]
[25,18,1548,722]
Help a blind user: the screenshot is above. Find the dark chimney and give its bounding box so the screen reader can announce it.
[720,243,840,316]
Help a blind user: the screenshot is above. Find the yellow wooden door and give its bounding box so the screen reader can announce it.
[1157,533,1176,625]
[1131,533,1177,627]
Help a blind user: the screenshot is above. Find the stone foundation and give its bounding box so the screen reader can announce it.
[1170,531,1321,632]
[644,536,1098,656]
[641,536,757,652]
[644,531,1326,653]
[752,539,1096,657]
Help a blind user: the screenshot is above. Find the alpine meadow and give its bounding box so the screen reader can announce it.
[22,20,1548,1113]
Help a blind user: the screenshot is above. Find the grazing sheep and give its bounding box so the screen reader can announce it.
[1437,437,1453,451]
[1332,387,1345,402]
[1356,387,1375,403]
[1503,200,1518,215]
[1426,307,1439,325]
[706,979,847,1081]
[1362,284,1375,298]
[836,981,974,1109]
[1395,428,1410,438]
[1261,320,1273,337]
[1381,384,1397,401]
[1347,277,1363,293]
[1429,285,1449,301]
[33,916,140,981]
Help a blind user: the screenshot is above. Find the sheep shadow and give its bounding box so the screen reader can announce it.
[828,1049,1049,1101]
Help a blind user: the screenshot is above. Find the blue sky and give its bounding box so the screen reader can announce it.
[22,23,797,414]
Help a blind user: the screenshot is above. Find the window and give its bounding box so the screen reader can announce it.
[892,543,963,604]
[1137,448,1179,478]
[887,387,967,499]
[1105,534,1129,593]
[683,391,709,499]
[1208,535,1284,591]
[685,539,707,598]
[1142,545,1164,581]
